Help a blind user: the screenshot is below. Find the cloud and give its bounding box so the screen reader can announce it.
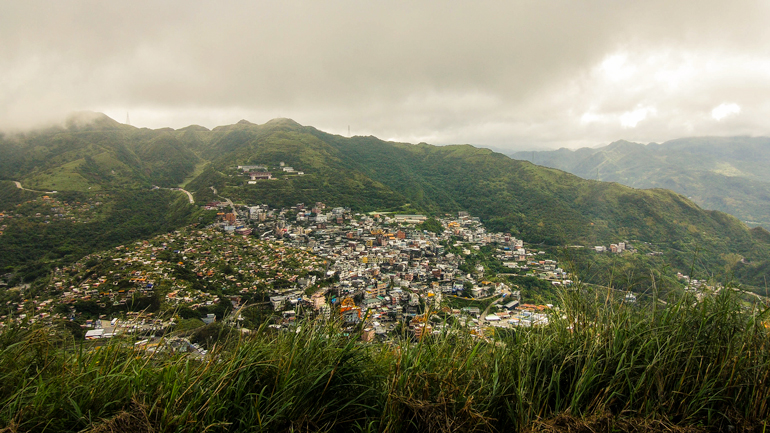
[2,1,770,148]
[600,54,637,82]
[712,103,741,121]
[620,106,656,128]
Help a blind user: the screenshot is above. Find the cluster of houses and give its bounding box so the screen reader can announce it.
[1,194,571,341]
[593,241,633,253]
[0,225,326,335]
[677,272,724,295]
[237,162,305,184]
[0,193,106,230]
[205,201,567,339]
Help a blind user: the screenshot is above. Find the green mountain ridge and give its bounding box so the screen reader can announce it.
[1,114,769,287]
[512,137,770,228]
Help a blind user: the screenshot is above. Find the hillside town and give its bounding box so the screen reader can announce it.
[0,193,107,236]
[1,192,578,345]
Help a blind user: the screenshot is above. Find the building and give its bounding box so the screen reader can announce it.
[239,165,267,172]
[85,329,104,339]
[249,172,272,180]
[394,215,427,224]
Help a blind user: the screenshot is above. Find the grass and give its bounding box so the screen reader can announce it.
[178,161,209,189]
[0,286,768,432]
[25,159,94,191]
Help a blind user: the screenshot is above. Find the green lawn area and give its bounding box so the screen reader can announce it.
[178,161,209,188]
[26,160,95,191]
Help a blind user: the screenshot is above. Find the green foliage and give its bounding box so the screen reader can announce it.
[0,289,768,431]
[0,115,201,190]
[190,322,233,349]
[416,217,443,234]
[175,317,205,332]
[0,181,37,209]
[515,137,770,228]
[0,190,207,282]
[3,116,770,288]
[177,306,202,320]
[507,275,559,303]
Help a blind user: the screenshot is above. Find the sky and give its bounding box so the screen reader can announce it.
[2,1,770,150]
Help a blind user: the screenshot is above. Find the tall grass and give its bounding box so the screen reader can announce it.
[1,287,768,432]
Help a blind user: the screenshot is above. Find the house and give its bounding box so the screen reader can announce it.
[249,172,272,180]
[363,298,382,310]
[393,215,427,224]
[502,300,520,310]
[85,329,104,339]
[239,165,267,172]
[342,309,361,324]
[471,286,486,298]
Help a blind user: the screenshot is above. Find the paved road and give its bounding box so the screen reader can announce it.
[157,187,194,204]
[213,189,236,213]
[208,186,236,213]
[174,188,195,204]
[223,197,235,213]
[478,296,505,326]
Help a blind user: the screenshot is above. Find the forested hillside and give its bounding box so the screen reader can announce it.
[511,137,770,229]
[177,119,770,286]
[2,114,769,287]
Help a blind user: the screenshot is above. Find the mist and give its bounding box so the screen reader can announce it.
[2,1,770,149]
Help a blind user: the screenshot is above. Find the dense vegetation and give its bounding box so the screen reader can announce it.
[187,120,770,287]
[2,114,770,289]
[1,287,767,432]
[512,137,770,229]
[0,113,203,189]
[0,181,215,285]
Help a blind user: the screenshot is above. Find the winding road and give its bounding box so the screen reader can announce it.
[157,187,194,204]
[12,181,195,206]
[210,186,236,213]
[173,188,195,204]
[477,296,506,326]
[12,181,57,194]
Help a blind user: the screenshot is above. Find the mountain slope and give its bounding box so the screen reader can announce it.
[0,112,202,189]
[512,137,770,228]
[2,114,769,286]
[177,120,770,283]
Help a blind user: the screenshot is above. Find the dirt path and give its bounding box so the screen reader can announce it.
[12,181,57,194]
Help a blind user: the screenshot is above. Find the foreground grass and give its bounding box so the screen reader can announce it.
[1,288,769,432]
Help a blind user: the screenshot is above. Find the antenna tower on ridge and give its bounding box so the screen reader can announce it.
[126,112,130,126]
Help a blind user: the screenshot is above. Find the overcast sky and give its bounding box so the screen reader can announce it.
[2,1,770,150]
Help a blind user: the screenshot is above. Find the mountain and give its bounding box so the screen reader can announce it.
[511,137,770,229]
[2,114,769,287]
[0,111,204,190]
